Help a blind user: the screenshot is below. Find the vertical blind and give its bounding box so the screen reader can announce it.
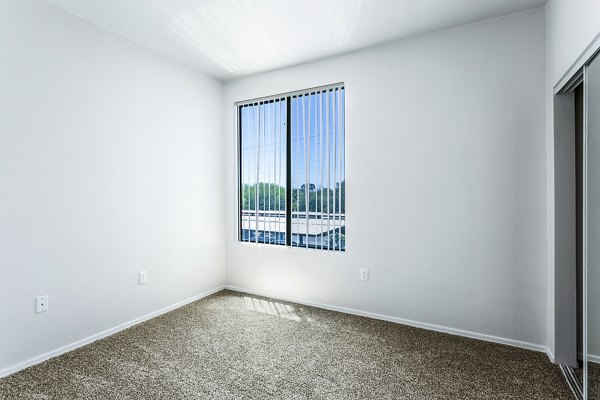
[239,97,287,246]
[238,84,345,251]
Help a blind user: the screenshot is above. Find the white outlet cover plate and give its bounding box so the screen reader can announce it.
[139,271,147,285]
[360,268,369,281]
[36,295,49,313]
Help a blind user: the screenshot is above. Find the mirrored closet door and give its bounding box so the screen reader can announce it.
[586,52,600,400]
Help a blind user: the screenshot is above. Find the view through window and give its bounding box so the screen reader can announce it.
[239,84,345,251]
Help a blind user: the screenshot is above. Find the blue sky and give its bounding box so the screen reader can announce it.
[240,88,345,190]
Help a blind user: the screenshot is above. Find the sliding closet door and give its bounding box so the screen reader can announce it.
[587,54,600,400]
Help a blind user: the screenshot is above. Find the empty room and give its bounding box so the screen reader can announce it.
[1,0,600,399]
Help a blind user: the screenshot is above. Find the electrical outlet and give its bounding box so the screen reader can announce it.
[360,268,369,281]
[138,271,147,285]
[36,295,49,313]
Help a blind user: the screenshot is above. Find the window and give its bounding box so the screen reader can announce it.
[238,84,345,251]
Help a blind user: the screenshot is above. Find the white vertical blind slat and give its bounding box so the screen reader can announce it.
[332,89,338,251]
[337,88,342,251]
[341,90,345,250]
[278,100,282,243]
[305,94,310,249]
[325,90,331,250]
[295,96,300,247]
[266,102,271,243]
[254,104,260,243]
[319,92,324,250]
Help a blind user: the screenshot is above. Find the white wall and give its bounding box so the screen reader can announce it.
[224,10,548,349]
[0,0,225,373]
[545,0,600,359]
[546,0,600,88]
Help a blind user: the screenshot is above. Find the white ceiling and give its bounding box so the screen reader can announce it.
[45,0,547,81]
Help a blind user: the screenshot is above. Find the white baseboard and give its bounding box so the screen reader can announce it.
[224,285,547,354]
[0,285,225,379]
[589,354,600,364]
[547,347,556,363]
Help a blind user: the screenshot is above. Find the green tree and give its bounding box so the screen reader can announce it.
[242,181,345,214]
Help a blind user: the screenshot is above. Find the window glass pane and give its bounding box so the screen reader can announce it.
[238,84,344,251]
[290,88,345,250]
[239,100,287,245]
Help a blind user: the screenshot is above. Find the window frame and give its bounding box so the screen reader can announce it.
[236,83,345,251]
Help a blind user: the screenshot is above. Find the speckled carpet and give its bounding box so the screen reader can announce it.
[0,290,572,399]
[574,362,600,399]
[590,363,600,399]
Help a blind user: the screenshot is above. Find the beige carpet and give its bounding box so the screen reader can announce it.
[0,290,572,399]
